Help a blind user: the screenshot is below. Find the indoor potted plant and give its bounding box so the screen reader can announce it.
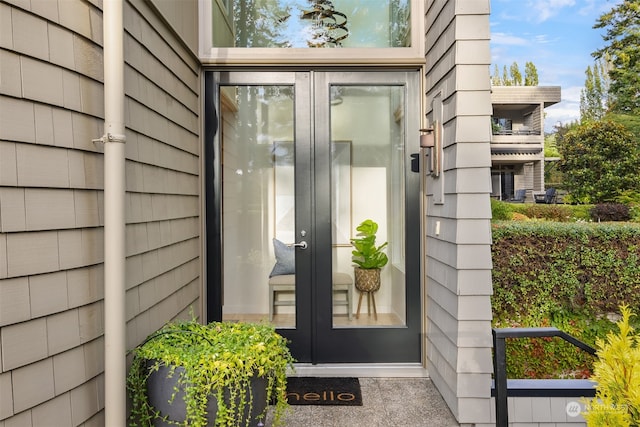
[350,219,388,293]
[127,317,295,427]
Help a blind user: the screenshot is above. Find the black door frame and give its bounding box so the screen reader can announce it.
[204,69,422,364]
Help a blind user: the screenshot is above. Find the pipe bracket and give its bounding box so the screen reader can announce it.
[92,133,126,145]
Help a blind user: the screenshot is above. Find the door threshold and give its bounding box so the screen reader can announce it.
[290,363,428,378]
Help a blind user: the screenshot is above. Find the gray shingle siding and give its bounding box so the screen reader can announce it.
[424,0,494,424]
[0,0,201,424]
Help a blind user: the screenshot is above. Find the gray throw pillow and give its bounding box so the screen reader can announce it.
[269,238,295,277]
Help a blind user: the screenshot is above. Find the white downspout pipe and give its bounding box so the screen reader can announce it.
[102,0,126,424]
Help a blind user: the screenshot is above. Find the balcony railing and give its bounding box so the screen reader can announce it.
[493,129,540,136]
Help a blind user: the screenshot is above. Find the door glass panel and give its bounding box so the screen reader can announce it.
[220,85,296,328]
[231,0,411,48]
[330,85,406,328]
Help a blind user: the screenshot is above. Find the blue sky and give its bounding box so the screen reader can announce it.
[490,0,621,132]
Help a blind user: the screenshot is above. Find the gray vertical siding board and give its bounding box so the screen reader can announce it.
[424,0,493,424]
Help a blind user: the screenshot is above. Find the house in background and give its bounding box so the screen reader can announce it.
[490,86,561,201]
[0,1,587,426]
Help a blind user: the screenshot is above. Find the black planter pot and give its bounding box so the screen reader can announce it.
[146,363,268,427]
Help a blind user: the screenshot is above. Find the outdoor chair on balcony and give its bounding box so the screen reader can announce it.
[534,187,556,204]
[508,189,526,203]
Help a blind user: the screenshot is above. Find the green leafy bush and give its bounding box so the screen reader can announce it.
[616,190,640,222]
[494,314,615,379]
[616,190,640,206]
[492,222,640,378]
[492,200,594,222]
[517,204,573,222]
[570,204,596,221]
[557,121,640,203]
[491,199,513,220]
[583,306,640,426]
[492,222,640,317]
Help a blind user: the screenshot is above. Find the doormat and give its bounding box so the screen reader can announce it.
[285,377,362,406]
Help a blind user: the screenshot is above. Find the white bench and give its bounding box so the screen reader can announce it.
[268,273,353,321]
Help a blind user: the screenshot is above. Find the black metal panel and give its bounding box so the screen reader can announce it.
[492,327,597,426]
[204,71,222,322]
[313,70,422,363]
[490,379,596,398]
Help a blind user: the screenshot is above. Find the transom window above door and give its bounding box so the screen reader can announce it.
[229,0,411,48]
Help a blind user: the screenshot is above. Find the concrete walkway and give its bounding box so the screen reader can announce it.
[269,378,460,427]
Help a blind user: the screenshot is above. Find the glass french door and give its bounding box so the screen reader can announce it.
[205,70,421,363]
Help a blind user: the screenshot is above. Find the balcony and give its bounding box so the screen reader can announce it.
[492,125,541,144]
[492,127,539,136]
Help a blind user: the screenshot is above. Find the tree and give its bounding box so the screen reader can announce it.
[556,120,640,203]
[580,60,609,122]
[491,62,538,86]
[579,66,599,122]
[509,61,522,86]
[593,0,640,114]
[608,112,640,141]
[501,65,512,86]
[543,133,560,158]
[553,120,579,144]
[491,64,502,85]
[524,61,538,86]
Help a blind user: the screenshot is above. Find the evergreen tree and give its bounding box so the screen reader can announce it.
[593,0,640,114]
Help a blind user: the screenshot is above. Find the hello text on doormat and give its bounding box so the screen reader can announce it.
[285,377,363,406]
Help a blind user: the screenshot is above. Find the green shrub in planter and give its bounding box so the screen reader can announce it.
[127,319,295,427]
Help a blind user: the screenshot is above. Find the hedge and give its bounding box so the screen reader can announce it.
[491,199,594,222]
[491,221,640,378]
[492,221,640,318]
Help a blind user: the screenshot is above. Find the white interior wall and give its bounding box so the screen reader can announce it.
[222,90,408,316]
